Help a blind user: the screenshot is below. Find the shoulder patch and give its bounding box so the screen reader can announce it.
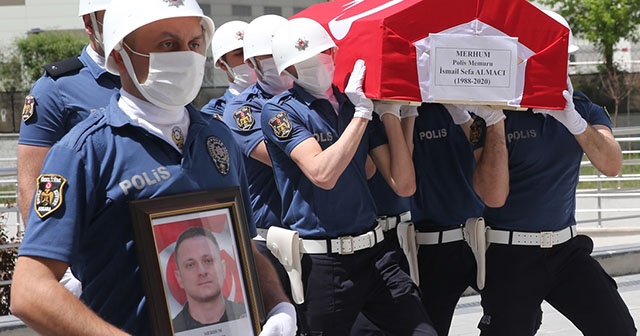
[43,57,84,79]
[233,106,255,130]
[22,94,35,122]
[34,174,67,218]
[269,112,292,139]
[469,116,486,147]
[206,136,230,175]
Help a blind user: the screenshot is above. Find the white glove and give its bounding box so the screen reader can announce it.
[443,104,471,125]
[373,101,401,119]
[260,302,297,336]
[400,105,419,119]
[465,105,505,126]
[532,78,587,135]
[345,59,374,120]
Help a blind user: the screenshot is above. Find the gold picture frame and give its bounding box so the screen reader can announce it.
[129,187,263,335]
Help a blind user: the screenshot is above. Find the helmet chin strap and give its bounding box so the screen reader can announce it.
[249,57,265,80]
[89,12,104,54]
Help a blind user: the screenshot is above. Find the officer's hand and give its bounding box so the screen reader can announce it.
[443,104,471,125]
[465,105,505,126]
[373,101,402,119]
[260,302,297,336]
[345,59,374,120]
[532,78,587,135]
[400,105,419,119]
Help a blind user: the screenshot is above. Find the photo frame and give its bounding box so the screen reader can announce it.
[129,187,263,336]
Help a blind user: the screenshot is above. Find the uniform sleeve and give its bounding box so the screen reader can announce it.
[223,100,265,158]
[18,76,68,147]
[581,101,612,130]
[367,114,388,152]
[261,101,314,157]
[19,143,88,264]
[200,98,222,116]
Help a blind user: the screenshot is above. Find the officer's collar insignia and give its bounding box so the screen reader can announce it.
[233,106,255,131]
[34,174,67,219]
[171,126,184,150]
[295,38,309,51]
[235,31,244,41]
[269,112,292,139]
[163,0,184,7]
[22,94,35,122]
[206,136,230,175]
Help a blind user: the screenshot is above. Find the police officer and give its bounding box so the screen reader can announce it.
[16,0,121,297]
[10,0,295,335]
[200,20,256,118]
[219,13,301,327]
[263,18,436,335]
[477,11,637,335]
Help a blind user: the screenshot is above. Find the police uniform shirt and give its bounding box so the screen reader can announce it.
[261,83,386,238]
[368,170,410,216]
[410,103,484,230]
[19,96,255,336]
[222,83,282,229]
[483,92,612,232]
[201,89,236,117]
[172,299,247,333]
[19,46,121,147]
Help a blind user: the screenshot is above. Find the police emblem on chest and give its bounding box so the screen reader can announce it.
[22,94,35,122]
[34,174,67,218]
[171,126,184,149]
[269,112,292,139]
[206,136,230,175]
[233,106,255,130]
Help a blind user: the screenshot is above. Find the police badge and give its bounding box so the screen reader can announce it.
[171,126,184,150]
[34,174,67,218]
[163,0,184,7]
[206,136,230,175]
[269,112,292,139]
[233,106,255,131]
[22,94,35,122]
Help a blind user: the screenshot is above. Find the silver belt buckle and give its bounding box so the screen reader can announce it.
[338,236,354,254]
[540,231,554,248]
[378,216,391,231]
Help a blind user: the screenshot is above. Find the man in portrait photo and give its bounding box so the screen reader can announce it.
[172,226,247,333]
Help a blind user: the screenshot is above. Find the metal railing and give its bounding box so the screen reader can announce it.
[576,126,640,231]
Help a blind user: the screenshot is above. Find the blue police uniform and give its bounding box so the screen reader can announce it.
[262,83,434,335]
[478,92,637,335]
[223,83,281,231]
[19,46,120,147]
[18,96,255,336]
[410,103,485,336]
[201,88,236,117]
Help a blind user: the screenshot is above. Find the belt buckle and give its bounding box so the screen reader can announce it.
[338,236,354,254]
[540,231,553,248]
[377,216,390,231]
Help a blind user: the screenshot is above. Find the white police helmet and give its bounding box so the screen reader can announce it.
[272,18,337,75]
[243,15,288,61]
[212,20,249,68]
[78,0,111,16]
[103,0,215,75]
[543,9,579,53]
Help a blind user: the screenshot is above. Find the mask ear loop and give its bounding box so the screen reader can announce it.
[219,59,237,81]
[117,47,156,105]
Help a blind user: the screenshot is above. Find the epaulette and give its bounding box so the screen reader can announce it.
[276,94,294,105]
[43,57,84,79]
[572,91,591,102]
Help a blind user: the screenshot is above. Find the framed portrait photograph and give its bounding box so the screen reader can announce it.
[129,187,264,336]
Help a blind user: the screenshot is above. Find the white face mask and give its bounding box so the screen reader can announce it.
[253,57,293,95]
[294,53,335,96]
[221,60,257,89]
[119,43,205,110]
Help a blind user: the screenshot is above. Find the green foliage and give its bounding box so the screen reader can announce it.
[0,221,19,315]
[14,31,88,86]
[536,0,640,69]
[0,49,26,93]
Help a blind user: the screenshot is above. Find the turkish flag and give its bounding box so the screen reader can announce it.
[293,0,569,109]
